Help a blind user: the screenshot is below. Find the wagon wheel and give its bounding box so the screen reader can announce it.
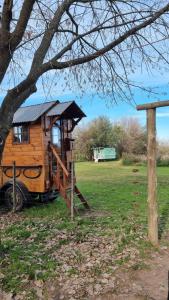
[5,186,24,211]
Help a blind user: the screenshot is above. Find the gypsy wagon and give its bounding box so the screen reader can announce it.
[0,100,89,211]
[93,147,116,162]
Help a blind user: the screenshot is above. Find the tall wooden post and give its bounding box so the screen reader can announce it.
[13,161,16,213]
[147,108,158,246]
[70,154,74,221]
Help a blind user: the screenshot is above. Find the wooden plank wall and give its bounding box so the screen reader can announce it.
[0,117,75,194]
[1,121,47,193]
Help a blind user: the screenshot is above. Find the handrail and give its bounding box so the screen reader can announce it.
[50,143,69,177]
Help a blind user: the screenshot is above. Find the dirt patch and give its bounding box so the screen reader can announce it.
[43,246,169,300]
[1,246,169,299]
[130,248,169,300]
[111,247,169,300]
[92,294,149,300]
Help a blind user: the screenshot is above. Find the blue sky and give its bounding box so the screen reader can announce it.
[1,0,169,141]
[11,82,169,141]
[1,68,169,140]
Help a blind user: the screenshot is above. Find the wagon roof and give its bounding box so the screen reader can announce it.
[13,100,85,124]
[13,101,56,124]
[46,101,86,119]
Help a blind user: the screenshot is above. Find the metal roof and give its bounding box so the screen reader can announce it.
[13,101,56,124]
[47,101,86,118]
[12,100,86,124]
[47,101,73,116]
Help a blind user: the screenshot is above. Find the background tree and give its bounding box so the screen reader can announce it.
[1,1,169,160]
[74,116,113,160]
[119,118,147,155]
[74,116,146,160]
[157,140,169,163]
[111,124,126,158]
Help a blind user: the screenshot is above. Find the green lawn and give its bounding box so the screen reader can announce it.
[1,161,169,296]
[76,161,169,232]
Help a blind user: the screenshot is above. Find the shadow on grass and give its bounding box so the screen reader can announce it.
[159,199,169,239]
[0,203,9,215]
[0,197,58,217]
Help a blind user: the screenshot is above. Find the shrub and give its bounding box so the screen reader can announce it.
[74,153,88,162]
[123,153,169,167]
[122,153,147,166]
[157,157,169,167]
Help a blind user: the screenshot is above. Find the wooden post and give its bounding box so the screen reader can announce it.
[12,161,16,213]
[70,158,74,221]
[147,108,158,246]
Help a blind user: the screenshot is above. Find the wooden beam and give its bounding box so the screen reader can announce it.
[50,143,69,177]
[137,100,169,111]
[67,117,82,133]
[46,116,60,132]
[147,108,158,246]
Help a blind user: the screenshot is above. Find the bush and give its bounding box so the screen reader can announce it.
[122,153,147,166]
[157,157,169,167]
[74,153,89,162]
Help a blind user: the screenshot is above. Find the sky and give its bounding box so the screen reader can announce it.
[9,79,169,141]
[1,0,169,146]
[1,1,169,140]
[1,63,169,141]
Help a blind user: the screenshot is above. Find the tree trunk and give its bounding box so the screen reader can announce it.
[0,50,11,84]
[0,124,9,164]
[0,26,12,84]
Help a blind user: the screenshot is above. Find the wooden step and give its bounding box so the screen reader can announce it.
[74,185,90,209]
[50,152,89,212]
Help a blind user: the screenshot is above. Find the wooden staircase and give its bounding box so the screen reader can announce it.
[49,143,90,212]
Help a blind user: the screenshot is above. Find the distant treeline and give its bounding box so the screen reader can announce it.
[73,116,147,162]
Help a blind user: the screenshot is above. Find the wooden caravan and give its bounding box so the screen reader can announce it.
[0,100,90,212]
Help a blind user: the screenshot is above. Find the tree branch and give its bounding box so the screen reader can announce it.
[41,2,169,72]
[11,0,36,49]
[30,0,75,71]
[1,0,13,31]
[0,83,37,127]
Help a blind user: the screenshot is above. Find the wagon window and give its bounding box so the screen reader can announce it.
[52,125,61,147]
[13,125,29,144]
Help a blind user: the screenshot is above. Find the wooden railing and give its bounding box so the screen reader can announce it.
[49,143,72,209]
[49,142,90,212]
[49,143,70,191]
[50,143,69,177]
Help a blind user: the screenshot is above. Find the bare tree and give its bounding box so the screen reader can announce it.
[118,117,147,155]
[1,0,169,160]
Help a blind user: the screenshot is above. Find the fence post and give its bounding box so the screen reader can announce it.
[13,161,16,213]
[71,154,74,221]
[147,108,158,246]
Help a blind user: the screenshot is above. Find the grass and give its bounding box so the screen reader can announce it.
[1,160,169,295]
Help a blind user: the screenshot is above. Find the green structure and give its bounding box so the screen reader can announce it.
[93,147,116,162]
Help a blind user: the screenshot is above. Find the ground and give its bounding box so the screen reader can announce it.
[0,161,169,300]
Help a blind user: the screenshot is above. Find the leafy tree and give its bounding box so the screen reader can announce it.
[111,124,126,158]
[0,1,169,160]
[74,125,93,161]
[75,116,147,160]
[88,117,114,148]
[74,116,113,160]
